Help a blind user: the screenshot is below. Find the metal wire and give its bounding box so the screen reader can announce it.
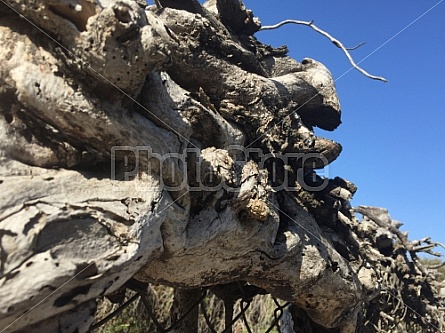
[89,293,140,332]
[91,276,444,333]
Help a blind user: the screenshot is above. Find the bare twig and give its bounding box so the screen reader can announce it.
[346,42,366,50]
[412,237,431,246]
[413,244,436,252]
[260,19,388,82]
[412,238,445,256]
[427,261,445,270]
[154,0,163,9]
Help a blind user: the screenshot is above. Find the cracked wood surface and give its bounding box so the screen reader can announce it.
[2,1,442,333]
[0,0,363,331]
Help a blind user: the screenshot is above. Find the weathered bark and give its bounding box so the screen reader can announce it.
[0,1,443,333]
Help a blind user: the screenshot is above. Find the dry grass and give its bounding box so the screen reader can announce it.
[92,285,281,333]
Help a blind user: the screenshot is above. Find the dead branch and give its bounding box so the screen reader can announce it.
[260,19,388,82]
[346,42,366,50]
[412,237,445,256]
[1,0,443,332]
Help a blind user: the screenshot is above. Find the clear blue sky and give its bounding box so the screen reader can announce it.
[242,0,445,255]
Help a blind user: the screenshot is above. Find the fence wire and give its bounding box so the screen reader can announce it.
[90,280,292,333]
[90,276,444,333]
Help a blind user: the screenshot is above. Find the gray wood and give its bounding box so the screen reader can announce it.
[0,1,442,333]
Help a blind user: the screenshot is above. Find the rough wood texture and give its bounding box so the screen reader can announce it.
[0,1,443,332]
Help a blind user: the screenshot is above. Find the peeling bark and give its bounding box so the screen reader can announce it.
[0,1,443,332]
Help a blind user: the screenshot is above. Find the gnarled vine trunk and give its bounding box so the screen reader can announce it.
[0,1,443,332]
